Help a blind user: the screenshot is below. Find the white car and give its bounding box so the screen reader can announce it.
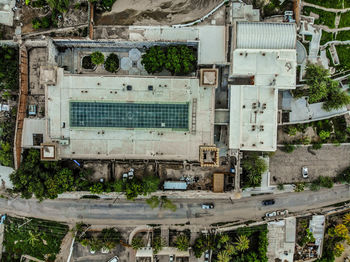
[169,255,174,262]
[302,167,308,178]
[265,211,277,217]
[108,256,119,262]
[277,209,289,216]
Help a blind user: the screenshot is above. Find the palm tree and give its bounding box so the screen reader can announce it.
[343,213,350,226]
[176,234,189,251]
[234,235,250,252]
[217,250,231,262]
[225,243,237,256]
[27,230,41,246]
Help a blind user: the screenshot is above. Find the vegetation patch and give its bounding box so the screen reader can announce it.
[82,55,96,70]
[2,216,68,262]
[339,11,350,28]
[303,7,336,28]
[241,152,267,188]
[0,46,18,91]
[336,45,350,71]
[320,31,334,45]
[89,0,117,12]
[193,225,268,261]
[91,51,105,65]
[336,30,350,41]
[104,53,119,73]
[303,0,343,8]
[141,45,197,76]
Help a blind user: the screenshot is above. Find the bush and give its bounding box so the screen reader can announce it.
[104,53,119,73]
[282,143,295,153]
[309,181,321,191]
[131,236,144,250]
[277,183,284,190]
[312,142,323,150]
[90,183,104,194]
[91,51,105,65]
[319,176,334,188]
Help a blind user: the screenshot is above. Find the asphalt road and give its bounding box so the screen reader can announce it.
[1,185,350,225]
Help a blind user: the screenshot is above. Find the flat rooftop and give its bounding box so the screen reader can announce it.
[45,69,215,161]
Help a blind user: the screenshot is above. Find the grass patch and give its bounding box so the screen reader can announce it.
[336,45,350,71]
[2,216,69,262]
[339,11,350,28]
[303,0,342,8]
[320,31,334,45]
[345,0,350,8]
[303,7,336,28]
[336,30,350,41]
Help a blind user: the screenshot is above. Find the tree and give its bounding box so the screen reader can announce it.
[193,234,216,258]
[146,196,160,209]
[142,176,160,194]
[225,244,237,256]
[141,46,166,74]
[91,51,105,65]
[165,45,196,75]
[217,250,231,262]
[131,236,144,250]
[300,228,315,246]
[152,236,164,254]
[104,53,119,73]
[323,89,350,111]
[234,235,250,252]
[46,0,69,13]
[334,224,348,239]
[0,142,13,167]
[160,196,177,212]
[334,243,344,257]
[343,213,350,226]
[176,234,189,251]
[101,228,121,248]
[242,153,267,187]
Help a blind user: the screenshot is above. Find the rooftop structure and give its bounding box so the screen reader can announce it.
[44,68,215,161]
[0,0,15,26]
[236,22,297,49]
[229,22,297,152]
[267,217,296,262]
[309,215,325,257]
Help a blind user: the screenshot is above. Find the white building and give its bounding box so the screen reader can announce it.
[229,22,297,151]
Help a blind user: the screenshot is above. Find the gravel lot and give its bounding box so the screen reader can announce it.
[269,145,350,184]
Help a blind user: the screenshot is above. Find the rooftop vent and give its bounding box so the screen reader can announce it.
[127,85,132,91]
[148,85,153,91]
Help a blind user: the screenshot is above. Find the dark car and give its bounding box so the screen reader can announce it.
[262,199,275,206]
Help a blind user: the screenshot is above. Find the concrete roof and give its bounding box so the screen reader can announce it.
[267,218,296,262]
[309,215,325,256]
[0,0,15,26]
[231,49,297,89]
[197,26,226,65]
[236,22,297,49]
[0,165,14,189]
[229,49,296,151]
[22,118,47,147]
[45,69,215,161]
[229,85,278,151]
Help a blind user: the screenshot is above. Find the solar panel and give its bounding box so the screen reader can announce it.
[70,102,189,130]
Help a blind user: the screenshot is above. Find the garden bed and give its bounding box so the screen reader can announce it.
[303,7,336,28]
[303,0,343,9]
[2,216,69,262]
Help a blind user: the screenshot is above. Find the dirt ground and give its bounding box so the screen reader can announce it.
[96,0,222,25]
[269,145,350,184]
[277,126,319,144]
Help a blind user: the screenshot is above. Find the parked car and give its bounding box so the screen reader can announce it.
[262,199,275,206]
[108,256,119,262]
[202,203,215,209]
[302,167,308,178]
[204,250,210,262]
[265,211,277,217]
[169,255,174,262]
[277,209,289,216]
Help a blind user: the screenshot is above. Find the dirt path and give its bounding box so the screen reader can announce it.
[96,0,222,25]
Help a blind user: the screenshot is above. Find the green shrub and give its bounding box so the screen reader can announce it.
[319,130,331,140]
[104,53,119,73]
[319,176,334,188]
[277,183,284,190]
[312,142,323,150]
[339,11,350,28]
[141,45,197,75]
[90,183,103,194]
[282,143,295,153]
[242,153,267,187]
[91,51,105,65]
[131,236,144,250]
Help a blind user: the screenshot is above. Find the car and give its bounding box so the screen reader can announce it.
[277,209,289,216]
[169,255,174,262]
[302,167,308,178]
[204,250,210,262]
[108,256,119,262]
[202,203,214,209]
[265,211,277,217]
[262,199,275,206]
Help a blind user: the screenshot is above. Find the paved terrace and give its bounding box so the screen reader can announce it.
[45,69,215,161]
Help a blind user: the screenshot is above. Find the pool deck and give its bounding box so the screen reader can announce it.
[45,69,215,161]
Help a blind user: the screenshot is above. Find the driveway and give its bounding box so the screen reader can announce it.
[270,145,350,184]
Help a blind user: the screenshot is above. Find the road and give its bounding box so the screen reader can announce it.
[1,185,350,225]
